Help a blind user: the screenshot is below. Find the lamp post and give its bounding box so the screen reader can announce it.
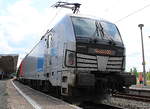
[138,24,146,86]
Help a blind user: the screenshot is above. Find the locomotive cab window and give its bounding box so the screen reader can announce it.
[71,17,102,39]
[100,21,122,43]
[71,16,123,44]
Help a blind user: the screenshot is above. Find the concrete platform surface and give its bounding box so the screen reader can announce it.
[0,79,80,109]
[12,80,79,109]
[0,80,8,109]
[130,85,150,91]
[7,80,34,109]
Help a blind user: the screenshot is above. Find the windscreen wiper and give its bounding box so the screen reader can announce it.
[91,21,102,43]
[98,23,116,45]
[92,22,100,38]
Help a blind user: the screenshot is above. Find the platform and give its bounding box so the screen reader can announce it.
[130,84,150,91]
[9,79,80,109]
[129,84,150,98]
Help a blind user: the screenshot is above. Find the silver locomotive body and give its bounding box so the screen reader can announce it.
[18,14,136,98]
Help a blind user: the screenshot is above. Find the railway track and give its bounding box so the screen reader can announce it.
[100,91,150,109]
[112,92,150,102]
[78,101,123,109]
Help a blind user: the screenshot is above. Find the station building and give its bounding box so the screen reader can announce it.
[0,54,18,79]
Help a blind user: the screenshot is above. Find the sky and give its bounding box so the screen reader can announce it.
[0,0,150,72]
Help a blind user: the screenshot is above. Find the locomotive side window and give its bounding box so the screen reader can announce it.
[71,17,102,38]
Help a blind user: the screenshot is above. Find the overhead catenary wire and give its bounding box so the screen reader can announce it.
[115,3,150,23]
[47,7,61,27]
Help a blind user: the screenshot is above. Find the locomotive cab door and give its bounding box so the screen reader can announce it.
[44,31,51,80]
[47,29,61,86]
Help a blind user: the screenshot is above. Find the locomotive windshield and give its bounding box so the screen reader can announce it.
[71,17,122,43]
[71,17,102,38]
[100,21,122,42]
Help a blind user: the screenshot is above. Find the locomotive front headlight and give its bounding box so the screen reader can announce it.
[65,50,76,67]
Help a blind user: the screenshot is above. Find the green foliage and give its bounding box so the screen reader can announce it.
[130,67,138,78]
[146,72,150,80]
[130,68,133,73]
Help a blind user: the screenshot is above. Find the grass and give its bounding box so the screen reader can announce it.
[147,80,150,85]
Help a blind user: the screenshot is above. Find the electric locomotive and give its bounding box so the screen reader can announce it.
[17,2,136,101]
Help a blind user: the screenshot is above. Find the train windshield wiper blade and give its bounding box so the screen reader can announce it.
[91,21,100,39]
[99,23,116,45]
[104,33,116,45]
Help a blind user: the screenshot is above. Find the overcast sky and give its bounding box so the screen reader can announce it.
[0,0,150,72]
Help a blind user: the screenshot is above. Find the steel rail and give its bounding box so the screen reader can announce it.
[113,92,150,102]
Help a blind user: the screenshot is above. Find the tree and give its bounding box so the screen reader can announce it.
[130,68,133,73]
[132,67,138,78]
[146,72,150,80]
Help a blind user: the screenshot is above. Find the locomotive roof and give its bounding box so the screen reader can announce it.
[47,13,115,31]
[66,13,114,24]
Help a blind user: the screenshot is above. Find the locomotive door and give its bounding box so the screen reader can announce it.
[48,30,60,86]
[44,31,51,79]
